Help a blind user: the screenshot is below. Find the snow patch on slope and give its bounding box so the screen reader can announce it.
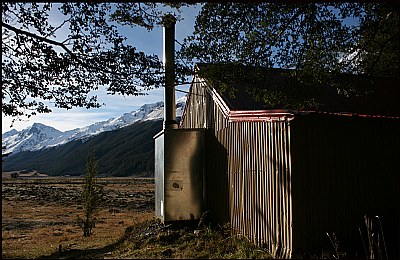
[2,96,188,154]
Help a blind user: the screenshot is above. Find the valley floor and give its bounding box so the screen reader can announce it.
[2,177,273,259]
[1,177,154,259]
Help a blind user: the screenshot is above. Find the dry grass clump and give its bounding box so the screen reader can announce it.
[2,199,153,259]
[102,216,273,259]
[2,178,155,259]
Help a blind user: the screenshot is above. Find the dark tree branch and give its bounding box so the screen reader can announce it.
[2,22,163,78]
[47,18,71,37]
[367,30,400,74]
[2,22,75,57]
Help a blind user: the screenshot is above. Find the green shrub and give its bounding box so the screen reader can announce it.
[76,150,103,237]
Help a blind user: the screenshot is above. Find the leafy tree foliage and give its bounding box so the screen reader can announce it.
[2,3,398,118]
[2,2,189,123]
[355,3,400,78]
[179,3,399,108]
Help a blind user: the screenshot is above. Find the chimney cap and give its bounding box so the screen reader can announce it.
[162,14,176,27]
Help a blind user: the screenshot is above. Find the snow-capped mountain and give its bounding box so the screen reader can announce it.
[1,129,18,139]
[2,123,66,154]
[2,96,187,155]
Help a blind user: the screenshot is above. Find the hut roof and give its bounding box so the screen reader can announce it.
[195,63,400,118]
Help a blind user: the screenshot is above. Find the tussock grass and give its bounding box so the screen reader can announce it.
[101,218,274,259]
[2,178,154,259]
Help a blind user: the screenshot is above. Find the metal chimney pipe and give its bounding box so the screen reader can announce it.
[162,14,178,129]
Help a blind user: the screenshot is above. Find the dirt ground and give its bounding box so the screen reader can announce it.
[2,177,155,259]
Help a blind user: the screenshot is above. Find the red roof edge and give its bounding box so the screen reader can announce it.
[302,110,400,119]
[181,75,399,127]
[229,110,296,122]
[211,85,400,122]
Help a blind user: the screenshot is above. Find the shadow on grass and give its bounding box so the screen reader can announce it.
[36,227,133,259]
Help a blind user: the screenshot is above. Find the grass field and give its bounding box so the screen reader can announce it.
[2,176,273,259]
[2,177,154,259]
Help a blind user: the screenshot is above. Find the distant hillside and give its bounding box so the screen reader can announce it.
[2,97,186,155]
[2,120,163,177]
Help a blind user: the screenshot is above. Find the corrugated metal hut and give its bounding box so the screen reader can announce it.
[180,63,400,258]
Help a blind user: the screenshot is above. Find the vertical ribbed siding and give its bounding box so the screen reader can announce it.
[290,114,400,257]
[181,79,399,258]
[181,77,208,129]
[182,78,231,222]
[226,121,292,258]
[181,80,293,258]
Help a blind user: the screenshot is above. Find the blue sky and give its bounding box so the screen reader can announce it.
[2,4,364,134]
[2,4,202,133]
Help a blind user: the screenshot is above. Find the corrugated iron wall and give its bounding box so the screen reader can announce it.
[181,78,208,129]
[181,78,293,258]
[290,114,400,257]
[226,121,292,258]
[181,78,400,258]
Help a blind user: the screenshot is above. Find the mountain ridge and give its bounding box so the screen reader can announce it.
[2,119,164,177]
[2,97,186,155]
